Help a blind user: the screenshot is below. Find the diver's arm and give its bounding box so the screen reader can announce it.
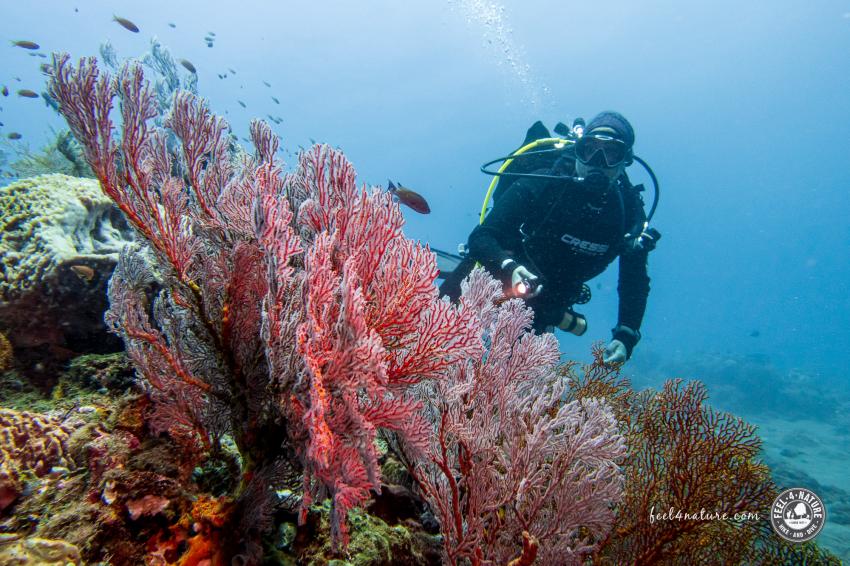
[615,250,650,355]
[467,178,538,276]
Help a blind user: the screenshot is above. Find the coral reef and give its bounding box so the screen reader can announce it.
[411,268,626,565]
[47,53,481,561]
[0,534,82,566]
[63,352,136,393]
[0,382,213,565]
[0,174,132,381]
[0,409,79,513]
[0,174,128,300]
[290,500,441,565]
[563,350,842,565]
[34,50,842,566]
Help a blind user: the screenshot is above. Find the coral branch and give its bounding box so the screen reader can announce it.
[413,267,626,565]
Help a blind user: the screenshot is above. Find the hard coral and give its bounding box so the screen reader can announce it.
[0,174,130,381]
[0,534,83,566]
[0,408,78,513]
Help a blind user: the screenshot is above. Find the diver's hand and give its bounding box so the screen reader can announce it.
[510,264,541,298]
[603,339,628,364]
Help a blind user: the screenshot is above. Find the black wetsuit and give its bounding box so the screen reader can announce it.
[441,155,651,342]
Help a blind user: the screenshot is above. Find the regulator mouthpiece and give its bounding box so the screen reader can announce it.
[582,170,609,192]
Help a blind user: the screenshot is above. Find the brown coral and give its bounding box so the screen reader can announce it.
[0,408,78,513]
[565,348,765,564]
[566,347,841,564]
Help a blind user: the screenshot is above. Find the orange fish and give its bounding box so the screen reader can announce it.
[388,180,430,214]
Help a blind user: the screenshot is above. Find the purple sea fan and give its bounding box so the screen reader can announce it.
[413,267,627,566]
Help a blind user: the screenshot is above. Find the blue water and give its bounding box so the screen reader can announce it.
[3,0,848,379]
[2,0,850,555]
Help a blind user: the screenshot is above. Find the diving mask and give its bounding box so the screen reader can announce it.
[575,134,630,167]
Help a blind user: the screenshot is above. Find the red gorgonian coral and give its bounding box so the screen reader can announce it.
[47,52,483,557]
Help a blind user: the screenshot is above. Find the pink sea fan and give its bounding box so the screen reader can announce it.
[414,267,627,565]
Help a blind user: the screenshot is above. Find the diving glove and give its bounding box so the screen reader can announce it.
[602,340,628,364]
[626,224,662,253]
[501,260,542,298]
[604,324,641,363]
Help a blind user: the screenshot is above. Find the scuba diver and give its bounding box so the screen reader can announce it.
[439,111,660,364]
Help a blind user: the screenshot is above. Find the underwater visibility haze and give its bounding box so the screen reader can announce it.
[1,0,849,564]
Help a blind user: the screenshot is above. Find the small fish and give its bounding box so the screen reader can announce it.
[37,53,47,58]
[206,42,214,48]
[178,59,197,73]
[1,86,7,96]
[0,121,4,127]
[263,80,271,87]
[7,132,22,140]
[208,31,216,36]
[70,264,96,283]
[218,73,225,80]
[17,89,39,98]
[39,63,51,74]
[749,329,761,338]
[11,40,40,50]
[203,36,215,42]
[388,180,431,214]
[228,67,236,74]
[237,100,246,108]
[271,96,279,104]
[113,15,139,33]
[168,22,177,28]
